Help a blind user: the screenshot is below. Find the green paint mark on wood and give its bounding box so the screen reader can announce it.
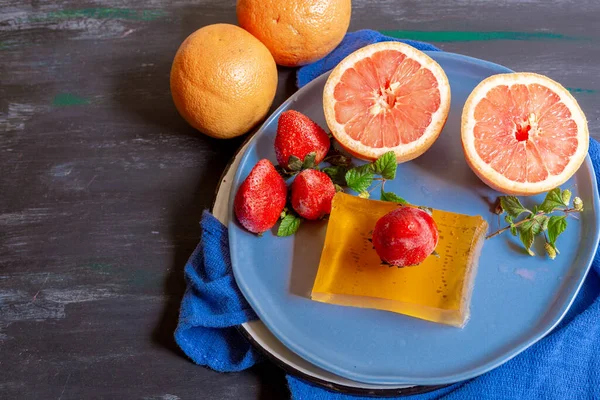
[567,87,597,95]
[53,93,90,107]
[21,8,166,24]
[380,30,578,42]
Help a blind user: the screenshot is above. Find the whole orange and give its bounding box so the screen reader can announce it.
[170,24,278,139]
[237,0,351,67]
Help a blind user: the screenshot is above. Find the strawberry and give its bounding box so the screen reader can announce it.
[291,169,336,220]
[274,110,330,169]
[372,207,439,267]
[234,159,287,234]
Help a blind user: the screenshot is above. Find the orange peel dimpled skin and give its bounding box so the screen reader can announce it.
[170,24,278,139]
[236,0,352,67]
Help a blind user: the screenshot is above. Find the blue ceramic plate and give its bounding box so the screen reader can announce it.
[228,52,600,385]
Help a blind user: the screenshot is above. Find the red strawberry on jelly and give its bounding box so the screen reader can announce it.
[234,159,287,234]
[275,110,330,169]
[291,169,336,220]
[372,207,439,267]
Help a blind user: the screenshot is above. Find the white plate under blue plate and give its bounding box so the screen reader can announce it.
[228,52,600,385]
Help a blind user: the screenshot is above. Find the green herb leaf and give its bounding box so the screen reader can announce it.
[510,225,517,236]
[334,183,344,193]
[358,191,370,199]
[538,188,567,213]
[354,163,375,174]
[301,152,317,169]
[535,214,550,231]
[500,196,530,219]
[380,188,408,204]
[519,217,545,255]
[277,214,302,237]
[345,165,374,193]
[504,215,513,224]
[287,155,303,171]
[562,189,572,206]
[519,228,535,256]
[547,215,567,245]
[373,151,397,180]
[322,166,348,186]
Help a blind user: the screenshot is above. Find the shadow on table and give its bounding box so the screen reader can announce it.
[107,59,238,355]
[107,7,298,398]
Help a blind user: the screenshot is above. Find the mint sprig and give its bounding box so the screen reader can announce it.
[488,188,583,258]
[345,164,374,193]
[322,166,348,186]
[277,213,302,237]
[274,148,409,238]
[373,151,397,180]
[380,188,408,204]
[342,151,407,203]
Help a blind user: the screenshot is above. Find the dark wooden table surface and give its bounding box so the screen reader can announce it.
[1,1,599,399]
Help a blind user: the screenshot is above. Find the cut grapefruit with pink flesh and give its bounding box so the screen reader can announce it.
[323,42,451,162]
[461,73,589,195]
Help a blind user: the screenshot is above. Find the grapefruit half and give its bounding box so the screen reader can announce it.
[323,42,451,162]
[462,73,589,195]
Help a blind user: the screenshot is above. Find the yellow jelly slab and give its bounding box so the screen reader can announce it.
[311,192,488,328]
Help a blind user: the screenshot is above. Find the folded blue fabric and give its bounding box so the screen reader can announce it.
[296,29,440,88]
[175,30,600,399]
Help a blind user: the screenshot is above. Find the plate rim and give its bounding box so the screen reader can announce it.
[227,51,600,385]
[212,134,447,396]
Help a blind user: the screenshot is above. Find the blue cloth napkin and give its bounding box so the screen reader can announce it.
[175,30,600,399]
[296,30,440,88]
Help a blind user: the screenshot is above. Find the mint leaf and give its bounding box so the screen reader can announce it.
[345,165,374,193]
[538,188,566,213]
[287,155,303,171]
[373,151,397,180]
[547,215,567,245]
[322,166,348,186]
[562,189,572,206]
[519,225,535,256]
[334,183,344,192]
[277,214,301,237]
[380,188,408,204]
[510,225,517,236]
[500,196,530,219]
[519,217,545,255]
[302,152,317,169]
[536,214,549,231]
[358,191,370,199]
[353,163,375,174]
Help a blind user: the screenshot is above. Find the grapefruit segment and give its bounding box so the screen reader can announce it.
[462,72,589,195]
[323,42,451,162]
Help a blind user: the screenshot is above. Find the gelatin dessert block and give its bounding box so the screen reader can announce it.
[311,192,488,328]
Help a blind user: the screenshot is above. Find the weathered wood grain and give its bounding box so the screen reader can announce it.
[1,0,598,398]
